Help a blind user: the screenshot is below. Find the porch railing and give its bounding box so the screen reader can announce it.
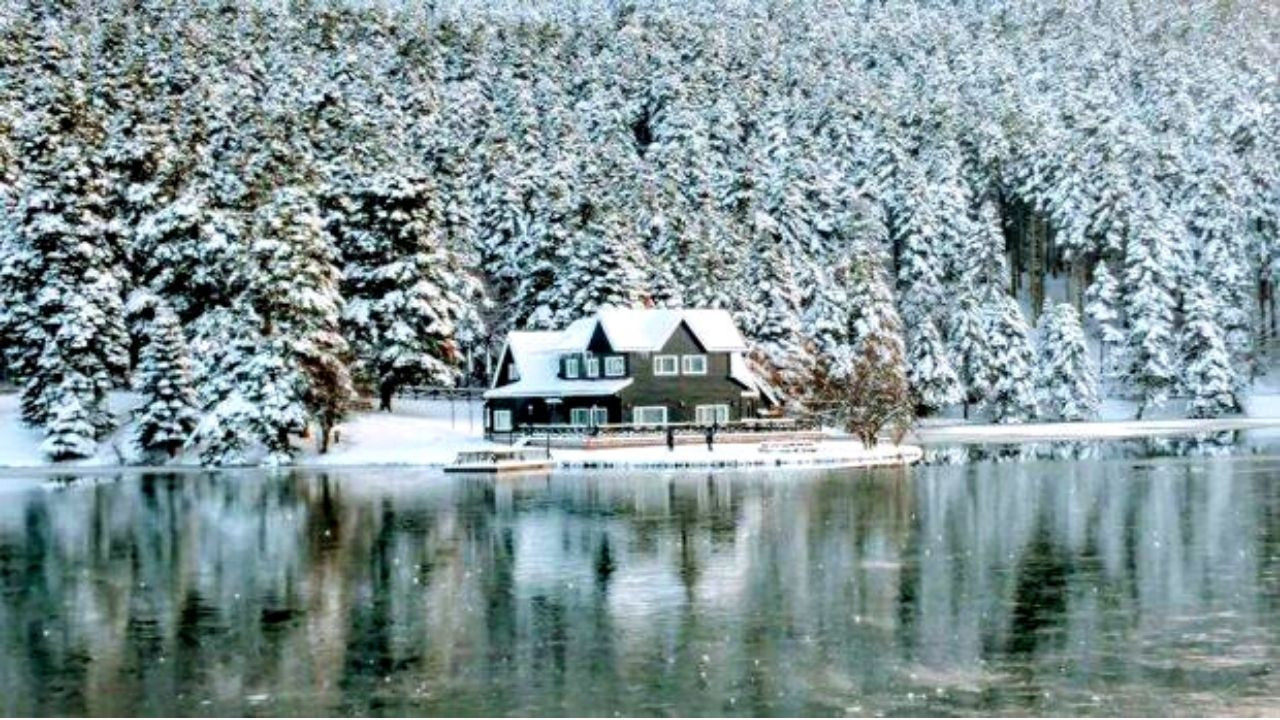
[489,417,815,443]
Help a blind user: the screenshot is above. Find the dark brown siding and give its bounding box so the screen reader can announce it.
[617,321,749,423]
[493,347,519,386]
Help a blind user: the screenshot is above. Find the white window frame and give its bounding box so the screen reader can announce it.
[564,356,580,379]
[682,355,708,375]
[570,408,591,426]
[632,406,668,426]
[493,410,513,432]
[653,355,678,376]
[586,356,599,378]
[604,356,626,377]
[508,362,520,381]
[591,406,608,427]
[695,404,730,425]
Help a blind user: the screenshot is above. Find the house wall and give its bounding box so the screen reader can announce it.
[617,322,755,423]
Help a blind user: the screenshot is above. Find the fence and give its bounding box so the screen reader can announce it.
[489,417,819,447]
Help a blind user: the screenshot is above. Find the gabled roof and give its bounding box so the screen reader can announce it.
[595,308,748,352]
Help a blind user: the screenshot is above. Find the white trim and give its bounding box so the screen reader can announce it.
[682,354,707,375]
[493,410,513,432]
[564,356,580,379]
[632,406,668,426]
[653,355,678,376]
[586,356,599,378]
[695,404,730,425]
[604,356,626,377]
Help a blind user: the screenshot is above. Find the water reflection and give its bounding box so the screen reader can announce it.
[1,457,1279,716]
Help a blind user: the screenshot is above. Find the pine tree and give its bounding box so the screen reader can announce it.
[1,35,129,448]
[984,294,1038,423]
[906,318,962,415]
[739,227,808,387]
[329,172,479,411]
[1035,302,1099,421]
[801,234,911,446]
[1084,260,1124,376]
[946,291,995,419]
[41,374,98,462]
[133,305,198,458]
[248,186,353,457]
[1123,195,1180,418]
[1180,281,1240,419]
[545,197,651,327]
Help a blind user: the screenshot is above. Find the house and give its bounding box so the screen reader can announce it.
[483,308,777,435]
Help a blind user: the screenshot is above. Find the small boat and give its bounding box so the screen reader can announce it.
[444,447,555,474]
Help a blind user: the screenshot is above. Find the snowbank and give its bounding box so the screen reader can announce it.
[296,400,496,467]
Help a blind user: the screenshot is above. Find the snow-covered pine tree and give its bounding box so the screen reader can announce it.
[905,318,962,415]
[739,222,808,388]
[983,294,1038,423]
[1034,302,1099,421]
[41,373,98,462]
[186,305,263,466]
[329,172,478,411]
[248,186,353,458]
[801,220,912,446]
[1180,281,1240,419]
[1123,193,1181,418]
[133,305,198,458]
[1084,260,1124,377]
[546,196,651,327]
[946,290,995,419]
[1,38,129,453]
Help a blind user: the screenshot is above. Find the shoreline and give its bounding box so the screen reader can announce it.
[910,416,1280,444]
[3,414,1279,475]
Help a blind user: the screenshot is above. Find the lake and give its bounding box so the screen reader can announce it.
[3,437,1280,716]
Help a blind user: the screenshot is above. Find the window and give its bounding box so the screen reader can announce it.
[591,407,608,426]
[682,355,708,375]
[653,355,678,376]
[508,362,520,381]
[605,356,626,377]
[570,408,591,426]
[632,406,668,426]
[586,357,599,378]
[564,356,580,379]
[695,405,730,425]
[493,410,513,432]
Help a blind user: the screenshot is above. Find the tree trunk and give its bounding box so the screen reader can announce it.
[379,378,396,412]
[319,421,332,454]
[1029,215,1045,322]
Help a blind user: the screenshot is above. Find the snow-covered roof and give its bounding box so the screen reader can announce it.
[595,308,748,352]
[485,307,757,400]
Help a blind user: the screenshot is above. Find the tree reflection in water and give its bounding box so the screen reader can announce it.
[1,453,1279,716]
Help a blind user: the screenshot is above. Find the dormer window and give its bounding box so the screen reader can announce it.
[509,362,520,381]
[565,356,580,379]
[604,356,626,377]
[586,356,599,378]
